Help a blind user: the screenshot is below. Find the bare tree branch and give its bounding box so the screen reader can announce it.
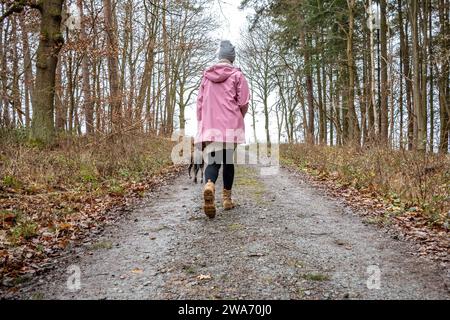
[0,0,41,23]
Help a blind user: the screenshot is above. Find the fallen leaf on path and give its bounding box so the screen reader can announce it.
[196,274,211,281]
[131,268,143,274]
[334,239,346,246]
[248,252,265,257]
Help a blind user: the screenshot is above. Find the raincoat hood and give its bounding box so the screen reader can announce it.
[203,64,240,83]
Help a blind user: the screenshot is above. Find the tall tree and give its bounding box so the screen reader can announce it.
[103,0,121,132]
[379,0,389,142]
[410,0,426,151]
[19,13,33,128]
[346,0,361,144]
[438,0,449,153]
[27,0,65,143]
[77,0,93,134]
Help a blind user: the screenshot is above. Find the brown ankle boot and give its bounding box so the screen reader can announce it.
[203,180,216,218]
[223,189,235,210]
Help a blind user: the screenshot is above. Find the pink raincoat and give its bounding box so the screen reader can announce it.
[195,64,250,144]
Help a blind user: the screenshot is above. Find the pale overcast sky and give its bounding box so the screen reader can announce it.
[212,0,248,44]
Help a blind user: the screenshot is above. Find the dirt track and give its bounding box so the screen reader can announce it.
[9,164,450,299]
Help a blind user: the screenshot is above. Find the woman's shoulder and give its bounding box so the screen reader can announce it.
[232,67,248,81]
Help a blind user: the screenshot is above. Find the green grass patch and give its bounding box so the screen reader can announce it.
[90,240,113,250]
[302,273,330,282]
[2,175,22,189]
[9,219,38,243]
[234,166,267,204]
[228,223,244,231]
[182,264,197,275]
[107,180,126,196]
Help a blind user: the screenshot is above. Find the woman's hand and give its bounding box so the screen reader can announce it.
[240,103,249,118]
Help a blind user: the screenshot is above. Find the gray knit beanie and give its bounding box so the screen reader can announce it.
[218,40,236,63]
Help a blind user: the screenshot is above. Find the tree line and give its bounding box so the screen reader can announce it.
[240,0,449,153]
[0,0,215,143]
[1,0,448,154]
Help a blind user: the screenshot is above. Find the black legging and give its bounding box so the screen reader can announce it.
[204,149,235,190]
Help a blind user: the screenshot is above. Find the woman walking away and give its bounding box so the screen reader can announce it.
[195,40,250,218]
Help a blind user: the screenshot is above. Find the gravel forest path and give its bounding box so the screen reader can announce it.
[14,164,449,300]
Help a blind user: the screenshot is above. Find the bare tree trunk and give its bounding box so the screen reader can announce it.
[421,0,429,150]
[316,54,325,144]
[135,44,154,129]
[263,91,271,145]
[398,0,404,149]
[428,0,434,150]
[12,17,22,126]
[126,3,136,127]
[92,29,102,133]
[67,49,75,133]
[367,0,376,142]
[410,0,426,151]
[329,70,334,146]
[77,0,93,134]
[55,55,65,131]
[321,52,328,145]
[301,32,315,144]
[103,0,122,132]
[161,0,171,136]
[380,0,389,143]
[438,0,449,153]
[356,64,367,145]
[19,13,33,128]
[31,0,65,144]
[0,8,3,129]
[341,76,349,142]
[138,2,158,131]
[400,10,414,151]
[336,87,344,145]
[346,0,361,144]
[249,77,257,143]
[1,19,10,128]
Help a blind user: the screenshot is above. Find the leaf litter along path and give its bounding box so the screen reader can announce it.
[9,165,450,299]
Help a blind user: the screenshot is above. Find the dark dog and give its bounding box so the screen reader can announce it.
[188,141,206,184]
